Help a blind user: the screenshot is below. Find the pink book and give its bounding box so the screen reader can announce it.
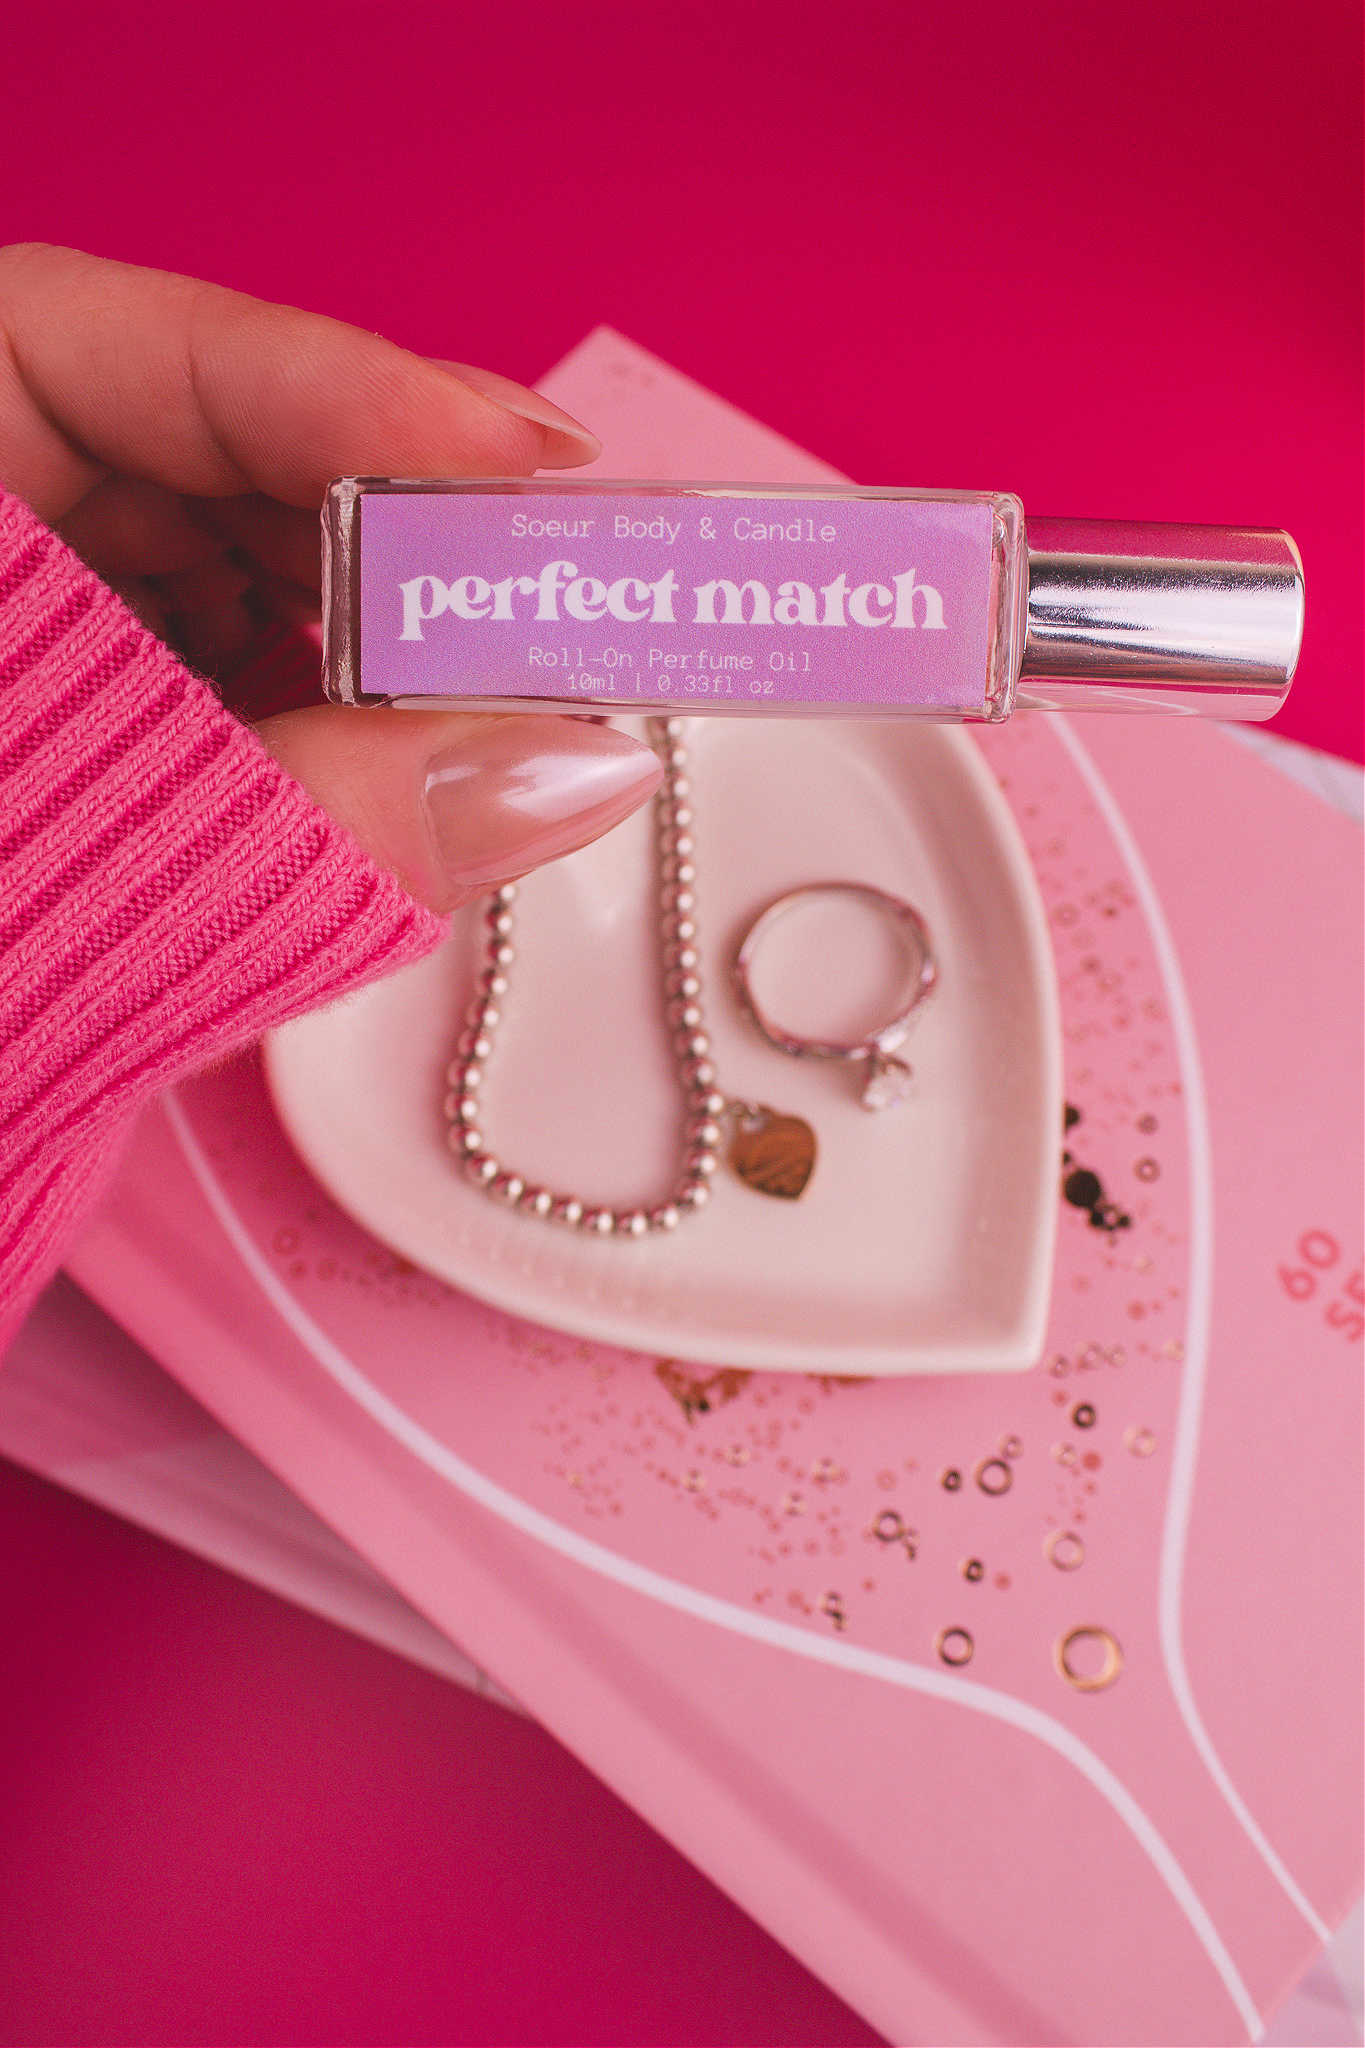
[10,330,1361,2046]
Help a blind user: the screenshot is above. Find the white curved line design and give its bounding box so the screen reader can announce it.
[164,1090,1260,2038]
[1053,717,1330,1946]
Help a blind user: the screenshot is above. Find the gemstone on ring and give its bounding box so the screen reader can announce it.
[861,1051,914,1112]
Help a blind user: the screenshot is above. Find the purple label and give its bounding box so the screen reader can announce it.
[357,492,994,708]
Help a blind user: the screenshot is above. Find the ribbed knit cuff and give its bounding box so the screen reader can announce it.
[0,488,446,1334]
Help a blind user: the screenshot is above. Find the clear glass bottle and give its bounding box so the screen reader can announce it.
[322,478,1303,721]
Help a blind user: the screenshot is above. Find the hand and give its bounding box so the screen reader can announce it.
[0,244,661,908]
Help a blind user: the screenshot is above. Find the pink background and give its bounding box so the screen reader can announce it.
[0,5,1360,2042]
[2,0,1358,763]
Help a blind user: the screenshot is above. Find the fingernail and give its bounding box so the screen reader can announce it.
[440,361,601,468]
[422,719,660,902]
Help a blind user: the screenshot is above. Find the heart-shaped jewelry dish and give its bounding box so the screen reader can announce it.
[264,718,1061,1375]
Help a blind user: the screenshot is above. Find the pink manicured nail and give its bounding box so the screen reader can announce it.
[439,362,601,467]
[421,719,660,897]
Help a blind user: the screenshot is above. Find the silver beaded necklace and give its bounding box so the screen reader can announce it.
[442,715,818,1236]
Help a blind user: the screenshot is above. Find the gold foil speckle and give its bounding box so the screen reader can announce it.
[869,1510,917,1559]
[1054,1625,1123,1692]
[936,1627,975,1668]
[1046,1529,1086,1572]
[975,1457,1013,1496]
[654,1360,752,1423]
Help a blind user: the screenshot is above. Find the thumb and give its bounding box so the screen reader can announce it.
[254,707,662,913]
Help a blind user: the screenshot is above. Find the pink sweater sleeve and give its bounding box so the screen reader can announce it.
[0,487,446,1341]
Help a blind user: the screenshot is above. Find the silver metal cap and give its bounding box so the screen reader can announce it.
[1019,520,1304,719]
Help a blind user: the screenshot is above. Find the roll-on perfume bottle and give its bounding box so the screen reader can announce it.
[322,478,1303,720]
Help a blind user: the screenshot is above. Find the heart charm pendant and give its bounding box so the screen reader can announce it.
[728,1105,817,1200]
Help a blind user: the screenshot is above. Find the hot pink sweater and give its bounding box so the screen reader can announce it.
[0,486,445,1344]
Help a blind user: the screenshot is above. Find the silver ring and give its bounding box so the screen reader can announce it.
[732,882,937,1111]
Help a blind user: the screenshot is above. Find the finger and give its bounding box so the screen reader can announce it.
[200,492,321,590]
[56,473,224,577]
[201,354,595,594]
[154,565,321,688]
[253,708,661,914]
[155,552,254,616]
[238,571,323,629]
[0,243,601,521]
[164,590,259,673]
